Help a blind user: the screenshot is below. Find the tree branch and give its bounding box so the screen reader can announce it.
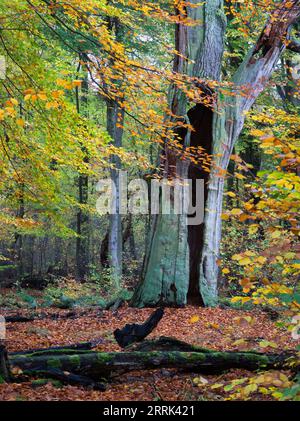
[232,0,300,113]
[287,39,300,53]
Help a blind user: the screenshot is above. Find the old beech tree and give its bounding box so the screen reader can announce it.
[132,0,300,307]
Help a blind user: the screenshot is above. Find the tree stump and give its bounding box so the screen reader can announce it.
[114,308,164,348]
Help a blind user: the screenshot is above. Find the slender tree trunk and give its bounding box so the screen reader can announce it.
[106,18,125,287]
[75,73,90,281]
[106,97,124,285]
[14,185,25,280]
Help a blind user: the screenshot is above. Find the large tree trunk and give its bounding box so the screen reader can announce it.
[132,0,226,307]
[199,0,300,305]
[133,0,300,308]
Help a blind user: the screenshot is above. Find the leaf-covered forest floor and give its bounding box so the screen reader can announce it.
[0,300,298,401]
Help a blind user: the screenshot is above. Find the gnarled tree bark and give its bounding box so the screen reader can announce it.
[132,0,226,307]
[133,0,300,307]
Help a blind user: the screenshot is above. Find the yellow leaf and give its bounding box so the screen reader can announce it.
[244,383,258,395]
[211,383,224,389]
[271,230,281,239]
[250,129,265,137]
[46,101,59,110]
[222,268,230,274]
[233,316,253,326]
[256,256,267,264]
[283,252,295,259]
[235,173,247,180]
[259,340,278,349]
[16,118,25,127]
[189,315,200,324]
[231,208,242,216]
[221,213,230,220]
[52,90,64,99]
[244,202,254,211]
[232,338,246,346]
[241,297,252,303]
[232,254,243,261]
[231,297,242,303]
[56,78,66,86]
[5,107,16,116]
[244,251,256,257]
[193,376,208,386]
[226,192,236,198]
[37,92,47,101]
[239,257,252,266]
[249,225,259,235]
[209,323,220,329]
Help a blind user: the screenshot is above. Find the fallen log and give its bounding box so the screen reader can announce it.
[9,348,298,379]
[5,309,102,323]
[114,308,164,348]
[5,315,35,323]
[22,368,106,390]
[10,339,104,356]
[127,336,210,352]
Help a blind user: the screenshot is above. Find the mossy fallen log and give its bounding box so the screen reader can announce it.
[8,348,298,379]
[10,339,104,356]
[127,336,211,352]
[5,309,100,323]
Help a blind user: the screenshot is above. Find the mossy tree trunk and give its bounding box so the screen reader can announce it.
[133,0,300,308]
[132,0,226,307]
[9,348,297,379]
